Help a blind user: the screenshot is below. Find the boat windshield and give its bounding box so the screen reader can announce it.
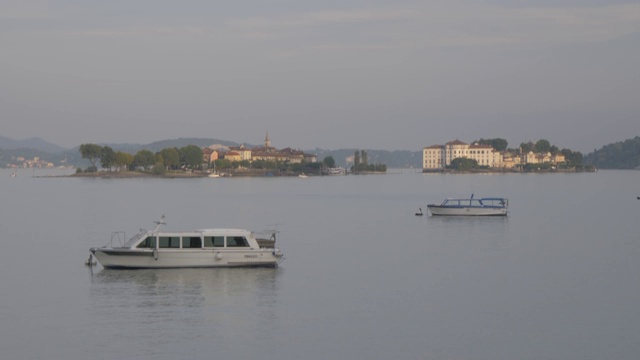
[124,230,148,247]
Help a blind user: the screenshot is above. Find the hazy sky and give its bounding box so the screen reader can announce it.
[2,0,639,152]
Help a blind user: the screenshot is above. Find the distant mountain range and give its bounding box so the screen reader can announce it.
[0,135,69,153]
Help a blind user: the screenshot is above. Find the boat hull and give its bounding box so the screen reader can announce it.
[91,248,282,269]
[427,205,507,216]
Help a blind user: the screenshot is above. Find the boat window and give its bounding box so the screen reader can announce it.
[159,236,180,248]
[204,236,224,247]
[226,236,249,247]
[182,236,202,248]
[137,236,156,249]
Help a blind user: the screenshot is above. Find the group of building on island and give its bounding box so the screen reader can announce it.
[201,132,317,165]
[7,156,60,169]
[5,135,569,171]
[422,139,566,171]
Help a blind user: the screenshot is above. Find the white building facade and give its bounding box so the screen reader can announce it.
[423,140,496,170]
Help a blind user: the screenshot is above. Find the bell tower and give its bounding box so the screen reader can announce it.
[264,131,271,148]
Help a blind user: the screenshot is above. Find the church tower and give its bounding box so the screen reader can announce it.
[264,131,271,148]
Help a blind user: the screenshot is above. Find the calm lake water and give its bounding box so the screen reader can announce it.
[1,168,639,360]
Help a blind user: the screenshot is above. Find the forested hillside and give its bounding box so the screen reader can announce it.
[584,136,640,169]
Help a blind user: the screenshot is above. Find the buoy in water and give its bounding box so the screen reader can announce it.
[415,208,423,216]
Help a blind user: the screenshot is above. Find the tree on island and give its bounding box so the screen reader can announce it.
[519,141,534,154]
[79,143,102,171]
[76,142,214,174]
[476,138,508,151]
[448,157,479,171]
[179,145,203,169]
[133,150,156,170]
[115,151,134,171]
[534,139,551,153]
[519,139,558,155]
[151,162,166,175]
[351,150,386,173]
[160,147,180,170]
[323,156,336,168]
[100,146,116,170]
[214,158,232,170]
[561,149,583,168]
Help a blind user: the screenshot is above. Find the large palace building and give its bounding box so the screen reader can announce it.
[423,140,496,170]
[423,139,566,171]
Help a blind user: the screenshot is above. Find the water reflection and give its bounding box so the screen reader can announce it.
[87,268,281,355]
[427,215,513,250]
[428,215,509,224]
[90,267,279,303]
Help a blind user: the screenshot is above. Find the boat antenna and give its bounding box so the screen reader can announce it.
[153,214,166,232]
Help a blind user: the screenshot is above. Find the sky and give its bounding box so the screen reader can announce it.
[1,0,639,153]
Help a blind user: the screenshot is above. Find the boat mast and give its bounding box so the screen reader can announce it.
[153,215,166,232]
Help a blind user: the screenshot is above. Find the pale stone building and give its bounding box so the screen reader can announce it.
[423,139,567,171]
[227,145,252,161]
[225,151,242,162]
[423,144,444,169]
[423,140,495,170]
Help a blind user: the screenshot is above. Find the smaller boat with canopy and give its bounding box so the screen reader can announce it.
[427,194,508,216]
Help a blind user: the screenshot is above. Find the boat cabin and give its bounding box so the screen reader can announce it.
[89,216,283,269]
[440,198,507,208]
[124,229,260,250]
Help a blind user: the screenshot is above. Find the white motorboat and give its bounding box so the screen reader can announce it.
[208,162,221,178]
[427,195,508,216]
[89,216,284,269]
[327,167,345,175]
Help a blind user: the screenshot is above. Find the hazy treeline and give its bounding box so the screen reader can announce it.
[584,136,640,169]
